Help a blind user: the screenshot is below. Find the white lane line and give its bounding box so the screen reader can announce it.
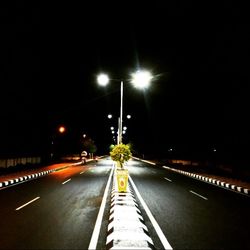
[129,176,173,250]
[190,190,208,200]
[88,164,114,250]
[62,179,71,185]
[164,177,172,182]
[16,197,40,211]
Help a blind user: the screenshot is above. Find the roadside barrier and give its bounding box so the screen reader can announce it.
[0,169,56,188]
[163,165,250,196]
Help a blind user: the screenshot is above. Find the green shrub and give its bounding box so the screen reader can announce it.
[110,144,132,168]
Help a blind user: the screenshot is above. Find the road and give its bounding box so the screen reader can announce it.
[127,159,250,249]
[0,157,249,249]
[0,159,112,250]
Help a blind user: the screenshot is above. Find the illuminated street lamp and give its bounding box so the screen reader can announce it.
[51,125,66,160]
[97,74,109,86]
[97,70,152,144]
[58,125,66,134]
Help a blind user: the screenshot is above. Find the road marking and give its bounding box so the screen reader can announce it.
[80,171,85,174]
[88,164,114,250]
[129,176,173,250]
[190,190,208,200]
[62,179,71,185]
[164,177,172,182]
[16,197,40,211]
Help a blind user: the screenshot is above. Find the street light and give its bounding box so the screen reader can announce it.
[58,125,66,134]
[97,70,153,144]
[107,114,130,144]
[51,125,66,160]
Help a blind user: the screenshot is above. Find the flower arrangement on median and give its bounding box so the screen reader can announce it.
[110,143,132,168]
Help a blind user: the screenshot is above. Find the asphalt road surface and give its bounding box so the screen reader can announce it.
[127,159,250,249]
[0,160,112,250]
[0,157,249,249]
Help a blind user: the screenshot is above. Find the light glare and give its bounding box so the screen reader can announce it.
[58,126,66,133]
[131,70,152,89]
[97,74,109,86]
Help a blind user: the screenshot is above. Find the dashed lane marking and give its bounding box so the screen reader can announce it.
[62,179,71,185]
[164,177,172,182]
[16,197,40,211]
[190,190,208,200]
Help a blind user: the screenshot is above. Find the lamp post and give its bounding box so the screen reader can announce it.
[97,70,152,145]
[119,80,123,145]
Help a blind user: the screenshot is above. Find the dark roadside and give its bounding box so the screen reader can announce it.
[149,158,250,190]
[0,160,83,183]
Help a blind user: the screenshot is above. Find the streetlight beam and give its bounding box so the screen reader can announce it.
[131,70,152,89]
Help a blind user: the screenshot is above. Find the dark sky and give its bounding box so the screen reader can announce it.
[1,1,249,160]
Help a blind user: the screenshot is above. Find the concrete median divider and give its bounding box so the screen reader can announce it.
[106,168,154,249]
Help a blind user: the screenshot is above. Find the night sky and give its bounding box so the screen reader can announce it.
[1,1,249,162]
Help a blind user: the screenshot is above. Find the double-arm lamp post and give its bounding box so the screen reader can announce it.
[97,70,153,145]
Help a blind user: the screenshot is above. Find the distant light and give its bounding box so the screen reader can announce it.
[97,73,109,86]
[123,126,127,130]
[122,131,126,134]
[131,70,153,89]
[111,131,115,134]
[108,114,112,119]
[83,134,86,138]
[110,127,114,130]
[58,126,66,133]
[127,114,131,119]
[213,148,217,152]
